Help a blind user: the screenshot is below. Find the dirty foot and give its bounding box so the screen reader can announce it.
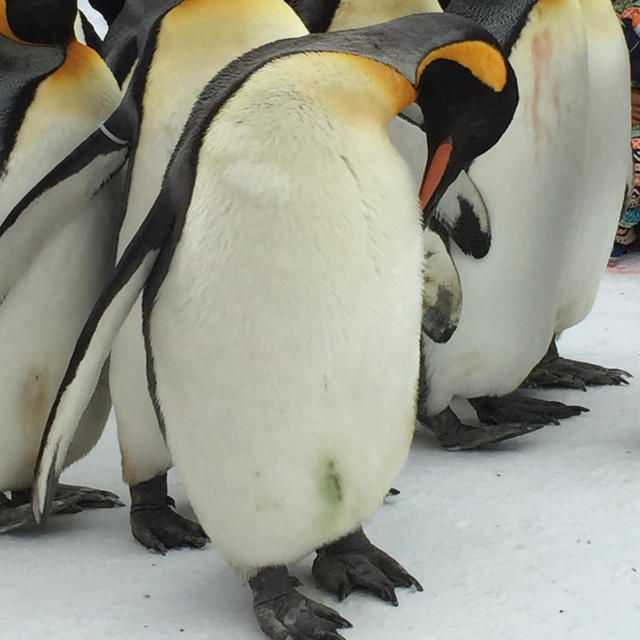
[251,565,352,640]
[313,528,422,606]
[130,474,209,554]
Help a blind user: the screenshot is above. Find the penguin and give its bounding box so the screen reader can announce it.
[0,0,123,531]
[282,0,589,450]
[4,0,312,553]
[416,0,629,448]
[32,13,518,638]
[523,0,631,390]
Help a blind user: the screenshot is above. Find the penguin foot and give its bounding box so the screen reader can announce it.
[0,485,123,533]
[250,565,352,640]
[421,407,543,450]
[312,528,422,606]
[523,358,631,390]
[129,474,209,554]
[0,493,33,533]
[469,394,588,427]
[52,484,124,514]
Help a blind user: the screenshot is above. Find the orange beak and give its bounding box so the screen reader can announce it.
[419,141,453,210]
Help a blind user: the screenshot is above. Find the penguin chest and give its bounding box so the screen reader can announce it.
[147,84,423,570]
[0,44,119,210]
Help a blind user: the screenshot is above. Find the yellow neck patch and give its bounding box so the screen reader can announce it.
[418,40,508,92]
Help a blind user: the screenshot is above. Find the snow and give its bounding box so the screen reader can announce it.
[3,259,639,640]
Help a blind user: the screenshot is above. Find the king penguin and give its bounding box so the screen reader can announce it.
[0,0,123,531]
[416,0,630,448]
[523,0,631,390]
[4,0,311,552]
[32,13,518,638]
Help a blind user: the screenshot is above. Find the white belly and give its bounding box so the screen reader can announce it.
[422,1,590,413]
[555,0,630,331]
[0,177,120,490]
[148,84,423,573]
[109,1,308,481]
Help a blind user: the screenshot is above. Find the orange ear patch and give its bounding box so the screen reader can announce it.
[418,41,508,92]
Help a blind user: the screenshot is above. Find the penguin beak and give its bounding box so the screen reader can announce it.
[419,140,453,211]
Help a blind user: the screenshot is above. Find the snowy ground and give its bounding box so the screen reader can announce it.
[3,257,639,640]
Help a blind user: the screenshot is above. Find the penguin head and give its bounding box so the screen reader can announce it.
[285,0,341,32]
[411,30,519,216]
[2,0,77,45]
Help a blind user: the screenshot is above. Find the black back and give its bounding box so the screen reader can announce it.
[284,0,341,32]
[101,0,180,85]
[0,35,66,176]
[445,0,540,55]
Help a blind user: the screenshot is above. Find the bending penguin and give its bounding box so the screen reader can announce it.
[0,0,123,531]
[32,13,517,639]
[418,0,630,448]
[5,0,311,552]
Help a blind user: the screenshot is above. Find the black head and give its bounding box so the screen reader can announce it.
[415,46,518,215]
[284,0,340,32]
[5,0,77,45]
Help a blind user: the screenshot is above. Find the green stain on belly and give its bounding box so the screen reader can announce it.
[322,460,343,505]
[315,457,344,530]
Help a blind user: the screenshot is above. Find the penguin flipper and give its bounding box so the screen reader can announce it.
[421,227,461,343]
[428,170,491,258]
[32,206,171,525]
[0,130,128,304]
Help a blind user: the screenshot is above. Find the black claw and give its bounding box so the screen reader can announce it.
[524,349,633,390]
[250,566,351,640]
[129,474,209,553]
[313,528,420,607]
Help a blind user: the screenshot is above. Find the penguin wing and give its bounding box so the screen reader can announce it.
[32,201,172,524]
[422,227,462,343]
[0,129,129,305]
[429,170,491,258]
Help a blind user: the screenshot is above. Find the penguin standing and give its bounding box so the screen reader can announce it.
[33,13,518,638]
[6,0,312,551]
[524,0,631,389]
[0,0,123,531]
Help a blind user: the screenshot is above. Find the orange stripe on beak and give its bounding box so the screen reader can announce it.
[420,141,453,210]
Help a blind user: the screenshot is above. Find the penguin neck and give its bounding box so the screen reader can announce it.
[330,0,442,31]
[274,52,417,127]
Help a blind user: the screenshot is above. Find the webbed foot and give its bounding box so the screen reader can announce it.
[469,394,588,427]
[524,358,631,389]
[421,406,543,450]
[522,340,631,389]
[313,528,422,606]
[0,484,123,533]
[250,566,352,640]
[130,474,209,554]
[53,484,124,513]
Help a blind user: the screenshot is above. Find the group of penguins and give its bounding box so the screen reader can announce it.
[0,0,634,638]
